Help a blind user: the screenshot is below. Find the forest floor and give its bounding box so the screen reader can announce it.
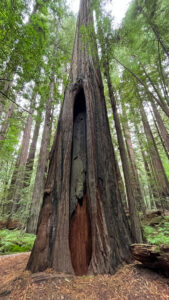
[0,253,169,300]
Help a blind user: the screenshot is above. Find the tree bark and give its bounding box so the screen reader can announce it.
[27,0,132,275]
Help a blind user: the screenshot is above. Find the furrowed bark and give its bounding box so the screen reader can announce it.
[27,0,132,275]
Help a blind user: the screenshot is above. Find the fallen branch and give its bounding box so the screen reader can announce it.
[130,243,169,276]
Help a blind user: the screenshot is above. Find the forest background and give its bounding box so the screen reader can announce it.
[0,0,169,254]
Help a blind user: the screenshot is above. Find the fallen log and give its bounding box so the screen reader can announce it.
[130,244,169,276]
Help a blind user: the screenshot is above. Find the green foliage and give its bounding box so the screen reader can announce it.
[142,216,169,245]
[0,229,35,254]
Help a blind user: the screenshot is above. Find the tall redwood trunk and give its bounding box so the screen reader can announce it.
[26,78,54,233]
[27,0,132,275]
[122,112,145,212]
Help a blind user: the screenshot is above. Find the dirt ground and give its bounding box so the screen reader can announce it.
[0,253,169,300]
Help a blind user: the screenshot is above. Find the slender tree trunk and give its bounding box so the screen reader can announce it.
[11,109,33,214]
[26,79,54,233]
[24,109,42,188]
[153,116,169,160]
[142,67,168,107]
[122,108,145,212]
[157,42,169,103]
[104,67,142,242]
[134,122,156,210]
[150,23,169,60]
[140,103,169,206]
[115,158,127,209]
[113,57,169,118]
[27,0,132,275]
[0,102,15,141]
[151,102,169,154]
[0,80,12,117]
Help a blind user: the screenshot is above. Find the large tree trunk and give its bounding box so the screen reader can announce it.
[27,0,132,275]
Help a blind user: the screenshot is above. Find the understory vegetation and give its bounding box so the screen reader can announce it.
[0,229,35,255]
[0,214,168,255]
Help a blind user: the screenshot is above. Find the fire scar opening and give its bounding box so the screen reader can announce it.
[69,88,92,276]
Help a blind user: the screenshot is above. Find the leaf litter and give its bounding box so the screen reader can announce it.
[0,253,169,300]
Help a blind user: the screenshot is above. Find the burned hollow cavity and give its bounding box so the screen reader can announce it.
[69,88,92,276]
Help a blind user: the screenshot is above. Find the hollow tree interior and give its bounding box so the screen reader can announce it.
[69,88,92,276]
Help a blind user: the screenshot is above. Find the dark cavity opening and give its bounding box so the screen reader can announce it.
[69,88,92,276]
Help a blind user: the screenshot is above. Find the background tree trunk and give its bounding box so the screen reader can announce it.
[0,102,15,141]
[140,103,169,207]
[105,66,142,243]
[11,108,34,213]
[23,108,42,188]
[26,78,54,233]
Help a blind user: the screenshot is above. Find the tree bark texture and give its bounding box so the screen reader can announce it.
[27,0,132,275]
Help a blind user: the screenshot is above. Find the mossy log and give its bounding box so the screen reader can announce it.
[130,244,169,276]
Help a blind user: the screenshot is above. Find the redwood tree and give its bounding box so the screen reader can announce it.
[27,0,132,275]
